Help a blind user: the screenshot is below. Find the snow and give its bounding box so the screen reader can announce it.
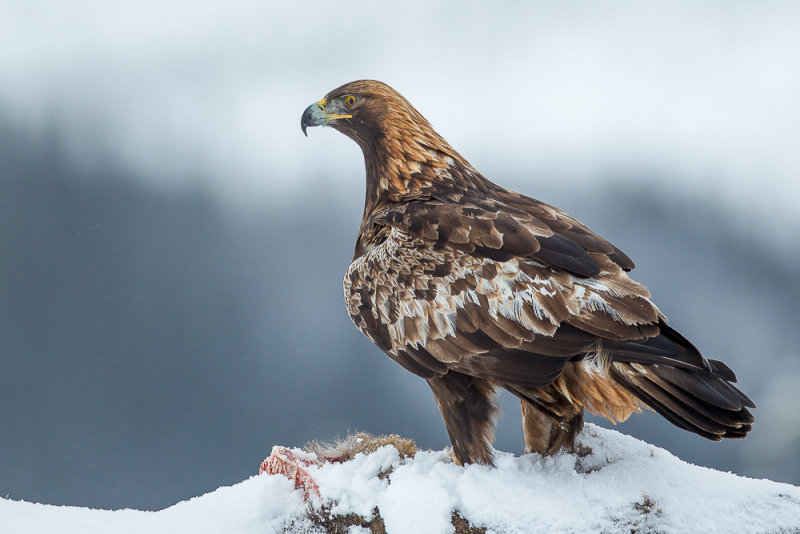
[0,475,311,534]
[3,424,799,534]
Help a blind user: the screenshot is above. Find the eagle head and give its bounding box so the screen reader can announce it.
[301,80,432,145]
[301,80,466,209]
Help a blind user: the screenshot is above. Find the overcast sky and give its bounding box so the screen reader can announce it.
[1,1,798,228]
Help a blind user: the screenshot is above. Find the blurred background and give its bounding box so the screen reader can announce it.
[1,0,799,511]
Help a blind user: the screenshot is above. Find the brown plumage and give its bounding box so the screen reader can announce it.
[301,80,755,465]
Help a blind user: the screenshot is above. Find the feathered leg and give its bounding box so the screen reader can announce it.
[427,372,498,465]
[520,399,584,456]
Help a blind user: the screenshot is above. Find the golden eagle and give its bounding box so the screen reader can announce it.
[301,80,754,465]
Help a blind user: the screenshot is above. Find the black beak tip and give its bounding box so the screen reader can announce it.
[301,104,315,137]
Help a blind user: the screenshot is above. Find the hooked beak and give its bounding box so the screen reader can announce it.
[300,98,352,136]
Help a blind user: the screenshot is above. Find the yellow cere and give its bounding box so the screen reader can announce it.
[313,97,351,121]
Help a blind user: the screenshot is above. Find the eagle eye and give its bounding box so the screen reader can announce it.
[344,95,358,108]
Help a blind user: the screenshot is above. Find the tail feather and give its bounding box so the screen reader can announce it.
[649,364,754,410]
[612,364,753,439]
[613,373,723,440]
[602,324,707,373]
[707,358,738,383]
[641,367,754,425]
[604,320,754,441]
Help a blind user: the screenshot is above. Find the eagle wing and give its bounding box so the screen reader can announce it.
[345,196,663,387]
[487,188,636,272]
[373,190,634,277]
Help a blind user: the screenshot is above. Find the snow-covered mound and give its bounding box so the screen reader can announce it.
[2,424,799,534]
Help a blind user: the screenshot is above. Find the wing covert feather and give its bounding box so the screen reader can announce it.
[344,222,660,386]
